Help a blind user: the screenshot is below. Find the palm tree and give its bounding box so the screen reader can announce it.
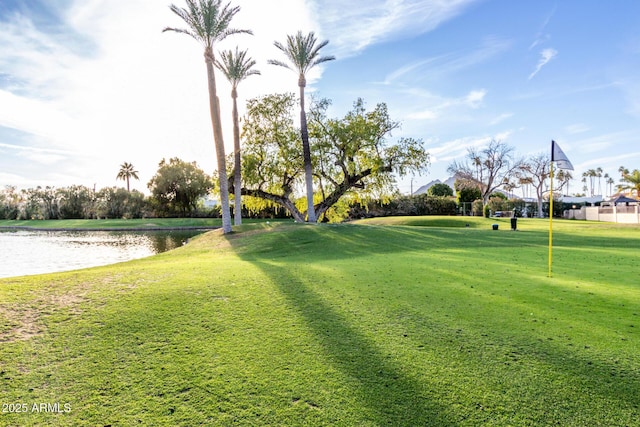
[116,162,139,192]
[556,169,572,196]
[163,0,251,233]
[606,174,615,197]
[268,31,335,223]
[215,47,260,226]
[620,169,640,198]
[619,165,629,178]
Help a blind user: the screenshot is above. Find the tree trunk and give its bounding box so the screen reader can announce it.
[205,47,232,233]
[240,187,306,222]
[298,75,316,223]
[231,88,242,226]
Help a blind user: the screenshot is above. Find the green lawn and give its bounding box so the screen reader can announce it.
[1,217,639,426]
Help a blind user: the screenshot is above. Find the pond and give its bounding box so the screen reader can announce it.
[0,229,206,279]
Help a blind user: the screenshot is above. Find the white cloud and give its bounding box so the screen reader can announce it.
[529,5,556,50]
[406,89,486,121]
[315,0,481,58]
[529,48,558,80]
[385,36,511,86]
[429,132,512,163]
[489,113,513,126]
[564,123,590,134]
[0,0,316,191]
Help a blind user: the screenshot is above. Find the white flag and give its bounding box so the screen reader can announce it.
[551,140,574,170]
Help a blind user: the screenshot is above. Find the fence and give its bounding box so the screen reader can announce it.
[566,205,640,224]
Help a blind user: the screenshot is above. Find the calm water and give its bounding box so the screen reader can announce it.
[0,230,204,279]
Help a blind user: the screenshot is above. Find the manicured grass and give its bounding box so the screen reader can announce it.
[1,218,639,425]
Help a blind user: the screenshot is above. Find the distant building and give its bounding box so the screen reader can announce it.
[561,195,604,206]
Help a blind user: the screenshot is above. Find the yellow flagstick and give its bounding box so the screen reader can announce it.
[548,161,554,278]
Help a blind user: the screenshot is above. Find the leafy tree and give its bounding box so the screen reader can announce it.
[239,94,429,222]
[147,158,214,216]
[427,183,453,197]
[0,186,21,219]
[520,153,549,218]
[215,47,260,226]
[447,140,524,207]
[619,169,640,198]
[454,180,482,204]
[96,187,147,219]
[268,31,335,223]
[22,186,59,219]
[57,185,95,219]
[116,162,139,192]
[163,0,252,233]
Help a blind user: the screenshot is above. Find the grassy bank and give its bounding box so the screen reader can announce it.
[1,218,639,425]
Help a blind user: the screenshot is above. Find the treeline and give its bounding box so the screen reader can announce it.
[1,185,152,220]
[0,183,462,222]
[0,179,577,221]
[0,184,225,220]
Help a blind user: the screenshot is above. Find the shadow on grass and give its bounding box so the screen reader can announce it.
[224,223,640,424]
[248,257,457,426]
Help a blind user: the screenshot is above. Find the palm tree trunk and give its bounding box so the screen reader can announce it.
[231,89,242,226]
[205,47,232,233]
[298,78,316,223]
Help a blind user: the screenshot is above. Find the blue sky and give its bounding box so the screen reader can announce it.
[1,0,639,196]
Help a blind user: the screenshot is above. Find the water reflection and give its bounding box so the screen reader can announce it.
[0,229,204,279]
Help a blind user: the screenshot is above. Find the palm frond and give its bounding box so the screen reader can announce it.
[267,59,292,70]
[164,0,250,48]
[215,47,261,87]
[270,30,335,75]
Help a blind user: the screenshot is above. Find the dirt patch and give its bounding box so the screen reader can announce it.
[0,290,88,343]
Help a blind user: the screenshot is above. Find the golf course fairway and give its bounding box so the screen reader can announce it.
[1,217,638,426]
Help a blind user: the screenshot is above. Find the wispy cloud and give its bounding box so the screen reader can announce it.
[529,48,558,80]
[316,0,481,58]
[381,36,512,86]
[407,89,487,121]
[489,113,513,126]
[429,131,513,164]
[529,5,556,50]
[564,123,590,134]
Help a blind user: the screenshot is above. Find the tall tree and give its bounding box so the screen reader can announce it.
[268,31,335,223]
[520,153,550,218]
[163,0,251,233]
[239,93,428,222]
[605,174,615,197]
[116,162,139,192]
[619,169,640,198]
[555,169,572,196]
[596,167,603,195]
[447,140,524,207]
[215,47,260,226]
[619,165,629,178]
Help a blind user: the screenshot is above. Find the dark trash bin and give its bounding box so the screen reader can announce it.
[492,224,499,230]
[511,217,517,231]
